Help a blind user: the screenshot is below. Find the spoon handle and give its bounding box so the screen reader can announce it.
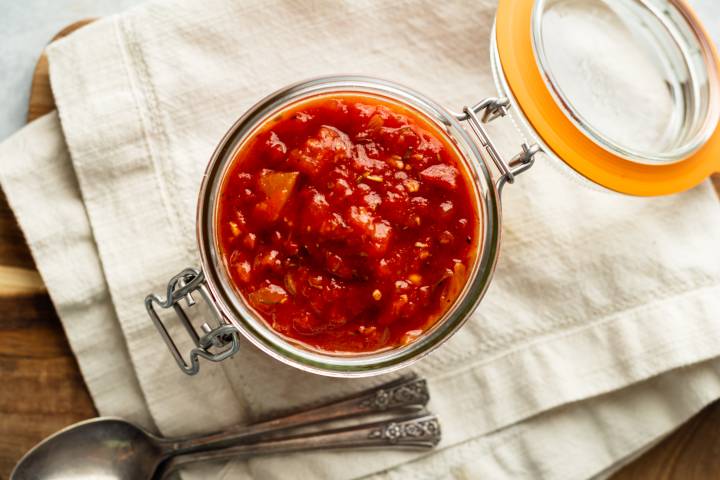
[156,412,441,479]
[163,373,430,455]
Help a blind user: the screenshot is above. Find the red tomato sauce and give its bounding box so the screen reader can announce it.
[217,94,478,353]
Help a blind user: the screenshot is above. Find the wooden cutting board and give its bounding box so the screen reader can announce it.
[0,20,97,479]
[0,18,719,479]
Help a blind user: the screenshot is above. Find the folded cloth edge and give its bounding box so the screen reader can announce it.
[0,111,155,428]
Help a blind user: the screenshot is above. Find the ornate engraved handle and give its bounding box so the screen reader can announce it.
[157,413,441,478]
[160,373,431,455]
[366,415,441,446]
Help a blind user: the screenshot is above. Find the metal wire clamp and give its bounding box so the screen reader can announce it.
[457,97,541,192]
[145,268,240,375]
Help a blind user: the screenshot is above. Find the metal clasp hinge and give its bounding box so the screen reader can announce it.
[457,97,541,192]
[145,268,240,375]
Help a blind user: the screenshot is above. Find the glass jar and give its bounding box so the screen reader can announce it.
[146,0,720,377]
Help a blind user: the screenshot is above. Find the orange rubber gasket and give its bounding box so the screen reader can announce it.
[495,0,720,196]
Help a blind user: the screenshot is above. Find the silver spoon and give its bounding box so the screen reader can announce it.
[156,411,440,479]
[11,374,438,480]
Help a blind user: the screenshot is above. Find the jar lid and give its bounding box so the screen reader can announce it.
[495,0,720,195]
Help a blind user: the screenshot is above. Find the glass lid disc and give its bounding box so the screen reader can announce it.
[531,0,719,165]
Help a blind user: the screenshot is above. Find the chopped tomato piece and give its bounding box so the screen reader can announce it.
[440,262,466,305]
[288,126,352,176]
[254,170,299,222]
[263,131,287,164]
[249,284,288,307]
[419,164,459,190]
[235,260,252,283]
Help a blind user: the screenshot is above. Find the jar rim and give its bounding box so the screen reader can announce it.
[195,76,502,376]
[532,0,719,166]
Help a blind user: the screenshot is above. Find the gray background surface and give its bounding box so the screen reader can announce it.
[0,0,719,141]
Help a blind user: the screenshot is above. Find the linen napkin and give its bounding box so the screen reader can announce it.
[6,114,720,480]
[2,0,720,478]
[7,113,720,479]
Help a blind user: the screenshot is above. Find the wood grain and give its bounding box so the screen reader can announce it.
[1,17,719,480]
[0,20,97,480]
[614,403,720,479]
[26,18,96,123]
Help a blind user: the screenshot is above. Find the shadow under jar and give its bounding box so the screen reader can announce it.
[146,0,720,377]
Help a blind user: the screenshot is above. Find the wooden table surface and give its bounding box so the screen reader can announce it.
[1,20,720,480]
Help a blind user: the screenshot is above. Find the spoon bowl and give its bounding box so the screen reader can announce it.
[11,418,163,480]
